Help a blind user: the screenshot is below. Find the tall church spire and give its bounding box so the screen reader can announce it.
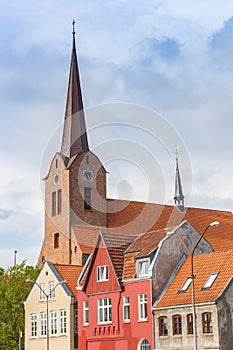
[61,21,89,159]
[174,146,185,212]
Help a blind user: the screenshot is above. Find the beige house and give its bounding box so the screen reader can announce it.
[24,261,82,350]
[153,251,233,350]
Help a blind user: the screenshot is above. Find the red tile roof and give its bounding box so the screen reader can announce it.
[155,251,233,308]
[54,264,83,296]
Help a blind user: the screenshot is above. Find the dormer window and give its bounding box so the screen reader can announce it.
[97,265,109,282]
[137,258,150,277]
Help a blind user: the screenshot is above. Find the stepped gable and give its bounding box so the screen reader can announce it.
[155,250,233,308]
[53,264,83,296]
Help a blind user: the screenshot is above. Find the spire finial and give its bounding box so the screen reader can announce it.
[72,20,76,36]
[174,144,185,212]
[175,144,179,159]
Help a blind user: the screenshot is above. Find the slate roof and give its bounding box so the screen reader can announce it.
[54,264,83,297]
[155,251,233,308]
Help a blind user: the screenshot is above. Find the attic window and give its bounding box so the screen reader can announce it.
[179,277,192,293]
[202,272,219,290]
[97,265,109,282]
[137,259,150,278]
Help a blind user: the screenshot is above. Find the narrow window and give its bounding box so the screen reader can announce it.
[48,281,56,300]
[173,314,182,335]
[84,187,91,211]
[52,191,56,216]
[30,314,37,338]
[82,253,90,265]
[60,310,67,334]
[123,296,130,322]
[202,312,213,333]
[97,265,109,282]
[83,301,89,325]
[98,298,112,324]
[138,294,148,321]
[86,155,89,164]
[38,283,46,301]
[55,159,58,168]
[57,189,62,215]
[74,303,78,334]
[187,313,193,334]
[159,316,168,336]
[50,311,57,335]
[40,312,47,336]
[54,233,59,249]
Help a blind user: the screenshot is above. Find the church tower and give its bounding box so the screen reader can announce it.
[174,147,185,212]
[38,24,107,267]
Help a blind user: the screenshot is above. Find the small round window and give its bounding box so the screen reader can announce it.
[54,173,60,185]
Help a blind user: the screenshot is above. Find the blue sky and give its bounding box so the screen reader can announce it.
[1,0,233,268]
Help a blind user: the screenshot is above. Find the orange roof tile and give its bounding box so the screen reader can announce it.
[155,251,233,308]
[54,264,83,297]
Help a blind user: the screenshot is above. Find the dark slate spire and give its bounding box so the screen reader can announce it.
[174,146,185,212]
[61,21,89,159]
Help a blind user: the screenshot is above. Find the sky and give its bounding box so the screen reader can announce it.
[0,0,233,268]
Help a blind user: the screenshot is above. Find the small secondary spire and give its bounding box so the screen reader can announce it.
[174,145,185,212]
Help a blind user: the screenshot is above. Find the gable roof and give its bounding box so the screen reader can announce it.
[53,264,83,297]
[155,251,233,308]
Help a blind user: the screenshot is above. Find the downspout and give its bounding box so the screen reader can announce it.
[117,288,122,333]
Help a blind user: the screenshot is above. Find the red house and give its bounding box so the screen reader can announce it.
[77,231,154,350]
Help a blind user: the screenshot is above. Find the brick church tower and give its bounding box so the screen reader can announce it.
[38,26,107,267]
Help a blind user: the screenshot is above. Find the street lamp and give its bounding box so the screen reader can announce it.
[26,279,66,350]
[173,221,220,350]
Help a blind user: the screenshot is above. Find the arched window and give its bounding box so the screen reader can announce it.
[173,314,182,335]
[159,316,168,336]
[54,233,59,249]
[138,339,151,350]
[202,312,213,333]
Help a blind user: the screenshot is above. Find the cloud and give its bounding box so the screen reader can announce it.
[0,210,11,220]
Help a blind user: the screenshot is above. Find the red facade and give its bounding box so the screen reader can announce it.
[77,235,153,350]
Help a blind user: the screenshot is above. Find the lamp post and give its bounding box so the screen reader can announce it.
[174,221,220,350]
[26,279,66,350]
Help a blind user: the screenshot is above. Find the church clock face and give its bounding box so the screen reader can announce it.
[83,170,94,181]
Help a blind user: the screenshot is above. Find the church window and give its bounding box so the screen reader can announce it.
[84,187,91,210]
[57,189,62,214]
[86,155,89,164]
[54,233,59,249]
[55,159,58,168]
[52,192,56,216]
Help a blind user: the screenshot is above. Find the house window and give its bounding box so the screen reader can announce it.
[30,314,37,338]
[202,273,219,290]
[57,189,62,214]
[83,300,89,325]
[138,338,151,350]
[187,313,193,334]
[48,281,56,300]
[123,296,130,322]
[74,304,78,334]
[97,265,109,282]
[179,277,192,293]
[173,314,182,335]
[40,312,47,336]
[138,294,147,321]
[84,187,91,210]
[98,298,112,324]
[137,259,150,277]
[54,233,59,249]
[52,191,56,216]
[60,310,67,334]
[159,316,168,336]
[82,253,90,265]
[50,311,57,335]
[202,312,213,333]
[38,283,46,301]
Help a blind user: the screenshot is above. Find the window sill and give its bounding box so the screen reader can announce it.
[138,318,148,322]
[83,323,89,327]
[173,334,182,337]
[98,322,112,325]
[159,335,168,337]
[123,320,130,324]
[203,333,214,336]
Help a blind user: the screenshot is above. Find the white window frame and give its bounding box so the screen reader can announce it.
[123,296,130,322]
[203,272,219,289]
[38,283,46,301]
[179,277,192,293]
[83,300,89,325]
[98,298,112,324]
[48,281,56,300]
[138,294,148,321]
[50,310,57,335]
[40,312,47,337]
[60,309,67,334]
[97,265,109,282]
[30,314,37,338]
[138,338,151,350]
[137,258,150,277]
